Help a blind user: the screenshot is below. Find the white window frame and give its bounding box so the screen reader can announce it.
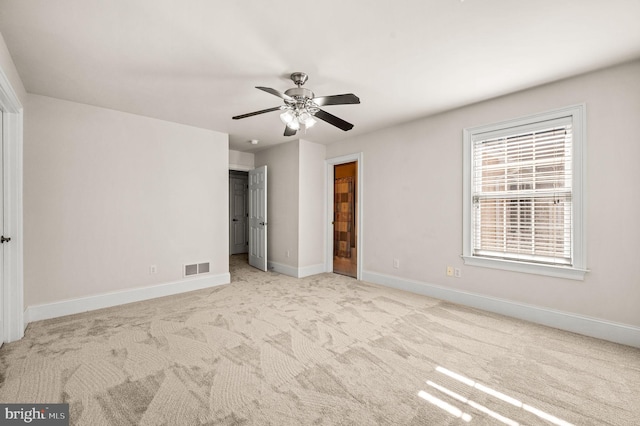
[462,104,587,280]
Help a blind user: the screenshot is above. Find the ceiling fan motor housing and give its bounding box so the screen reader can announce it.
[283,87,319,115]
[290,72,309,87]
[284,87,314,103]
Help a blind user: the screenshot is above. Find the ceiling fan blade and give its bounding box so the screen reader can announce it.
[312,93,360,106]
[314,109,354,131]
[284,126,297,137]
[256,86,294,102]
[232,106,282,120]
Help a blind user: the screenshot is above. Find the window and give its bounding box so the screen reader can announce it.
[463,105,586,280]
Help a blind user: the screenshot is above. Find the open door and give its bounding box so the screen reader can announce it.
[0,114,4,346]
[0,64,23,345]
[248,165,267,271]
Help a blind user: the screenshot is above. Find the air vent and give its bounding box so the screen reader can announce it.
[184,262,211,277]
[184,264,198,277]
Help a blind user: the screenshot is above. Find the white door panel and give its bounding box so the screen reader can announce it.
[248,166,267,271]
[0,113,4,346]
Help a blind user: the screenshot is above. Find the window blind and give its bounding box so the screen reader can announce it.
[471,118,573,266]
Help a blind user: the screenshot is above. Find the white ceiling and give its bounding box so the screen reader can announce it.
[1,0,639,153]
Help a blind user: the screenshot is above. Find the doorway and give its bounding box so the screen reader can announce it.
[228,166,268,272]
[326,153,362,279]
[333,162,357,277]
[229,171,248,255]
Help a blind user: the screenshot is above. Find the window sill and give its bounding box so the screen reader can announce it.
[461,255,588,281]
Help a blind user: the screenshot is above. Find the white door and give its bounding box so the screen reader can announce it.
[0,113,4,346]
[248,166,267,271]
[229,174,248,255]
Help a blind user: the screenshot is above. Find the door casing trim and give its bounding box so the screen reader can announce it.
[325,153,363,279]
[0,66,24,343]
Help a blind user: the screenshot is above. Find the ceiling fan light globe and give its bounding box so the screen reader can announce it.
[304,116,317,128]
[298,111,311,122]
[280,110,294,124]
[287,120,300,130]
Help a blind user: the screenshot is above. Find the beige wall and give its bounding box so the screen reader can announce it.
[298,140,326,269]
[254,141,300,268]
[327,60,640,327]
[254,139,326,274]
[229,149,254,170]
[24,94,229,307]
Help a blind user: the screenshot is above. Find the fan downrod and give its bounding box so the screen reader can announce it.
[290,72,308,87]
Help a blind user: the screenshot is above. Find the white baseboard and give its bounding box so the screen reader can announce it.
[268,261,326,278]
[298,263,326,278]
[24,273,230,326]
[268,261,298,277]
[362,271,640,349]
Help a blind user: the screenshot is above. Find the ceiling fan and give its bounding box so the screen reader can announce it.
[232,72,360,137]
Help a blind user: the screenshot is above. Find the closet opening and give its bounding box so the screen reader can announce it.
[333,161,357,278]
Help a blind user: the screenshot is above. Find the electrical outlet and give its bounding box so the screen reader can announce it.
[149,265,157,274]
[393,259,400,269]
[454,268,461,278]
[446,266,454,277]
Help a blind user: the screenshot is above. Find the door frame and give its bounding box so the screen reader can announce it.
[228,165,252,261]
[0,68,24,343]
[325,153,363,279]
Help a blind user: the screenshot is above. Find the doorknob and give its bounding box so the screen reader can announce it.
[232,219,238,222]
[259,222,267,226]
[1,236,11,243]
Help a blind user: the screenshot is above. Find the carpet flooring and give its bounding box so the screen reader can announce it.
[1,254,639,425]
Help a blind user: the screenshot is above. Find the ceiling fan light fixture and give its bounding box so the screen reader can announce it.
[233,72,359,134]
